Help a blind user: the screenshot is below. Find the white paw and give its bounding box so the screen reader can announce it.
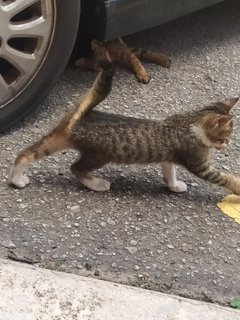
[94,178,111,192]
[10,173,29,189]
[81,177,111,192]
[169,181,187,193]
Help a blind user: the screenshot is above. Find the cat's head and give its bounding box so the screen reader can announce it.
[192,97,238,150]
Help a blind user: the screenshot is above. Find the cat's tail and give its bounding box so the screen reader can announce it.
[61,39,115,133]
[9,40,115,188]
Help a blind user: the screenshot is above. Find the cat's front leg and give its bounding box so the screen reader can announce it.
[130,48,172,68]
[227,176,240,195]
[186,161,240,195]
[105,39,151,83]
[75,57,100,72]
[161,162,187,193]
[208,170,240,195]
[127,53,151,84]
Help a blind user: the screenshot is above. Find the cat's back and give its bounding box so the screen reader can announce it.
[84,110,156,126]
[73,110,160,134]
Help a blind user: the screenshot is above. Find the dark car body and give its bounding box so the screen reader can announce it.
[0,0,227,131]
[78,0,225,57]
[104,0,226,39]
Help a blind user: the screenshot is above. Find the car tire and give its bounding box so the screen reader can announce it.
[0,0,81,132]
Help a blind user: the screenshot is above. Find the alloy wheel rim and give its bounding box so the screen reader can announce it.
[0,0,56,107]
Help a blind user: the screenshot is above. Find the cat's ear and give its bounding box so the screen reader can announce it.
[91,39,112,62]
[216,97,239,113]
[91,39,105,49]
[212,114,234,128]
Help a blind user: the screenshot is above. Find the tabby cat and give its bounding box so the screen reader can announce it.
[75,37,171,84]
[10,40,240,195]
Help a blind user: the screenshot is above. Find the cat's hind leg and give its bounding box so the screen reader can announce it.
[130,48,172,68]
[161,162,187,193]
[71,157,110,192]
[10,130,69,188]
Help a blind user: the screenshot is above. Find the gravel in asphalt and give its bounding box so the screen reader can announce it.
[1,0,240,307]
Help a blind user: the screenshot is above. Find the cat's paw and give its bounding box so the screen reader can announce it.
[169,181,187,193]
[10,173,29,188]
[158,55,172,68]
[75,57,87,68]
[75,57,100,72]
[136,72,151,84]
[94,178,111,192]
[232,178,240,195]
[81,176,111,192]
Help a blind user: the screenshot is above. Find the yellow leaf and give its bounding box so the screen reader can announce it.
[217,194,240,224]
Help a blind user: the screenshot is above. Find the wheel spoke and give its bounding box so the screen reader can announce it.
[0,75,11,100]
[1,44,35,74]
[8,17,48,38]
[3,0,39,18]
[0,0,55,106]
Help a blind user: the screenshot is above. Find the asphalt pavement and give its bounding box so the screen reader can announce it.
[1,0,240,307]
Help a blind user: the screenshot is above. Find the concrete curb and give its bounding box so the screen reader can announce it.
[0,259,240,320]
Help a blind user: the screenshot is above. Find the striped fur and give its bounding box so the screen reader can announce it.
[9,40,240,195]
[75,38,171,84]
